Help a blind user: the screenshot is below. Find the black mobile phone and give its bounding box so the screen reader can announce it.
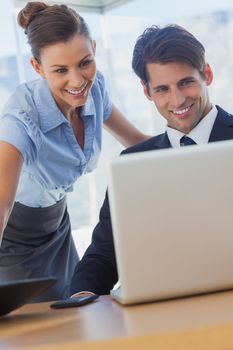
[50,294,99,309]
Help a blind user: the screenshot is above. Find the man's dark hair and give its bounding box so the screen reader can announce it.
[132,24,206,83]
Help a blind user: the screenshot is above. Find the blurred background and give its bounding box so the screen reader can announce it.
[1,0,233,254]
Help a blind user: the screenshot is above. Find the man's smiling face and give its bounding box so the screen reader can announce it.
[142,61,213,133]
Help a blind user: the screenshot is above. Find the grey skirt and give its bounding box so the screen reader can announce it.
[0,197,79,302]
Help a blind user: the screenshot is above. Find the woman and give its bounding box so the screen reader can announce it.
[0,2,148,301]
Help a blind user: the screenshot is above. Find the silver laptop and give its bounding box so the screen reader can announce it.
[108,140,233,305]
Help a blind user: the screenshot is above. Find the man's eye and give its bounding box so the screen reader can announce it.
[154,86,167,93]
[180,79,195,87]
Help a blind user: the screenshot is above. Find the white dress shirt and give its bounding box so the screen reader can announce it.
[167,104,218,148]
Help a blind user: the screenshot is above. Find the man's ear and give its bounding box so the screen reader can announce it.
[140,80,152,101]
[30,58,45,78]
[204,63,213,86]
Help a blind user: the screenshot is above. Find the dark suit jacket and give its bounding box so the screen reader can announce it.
[70,106,233,295]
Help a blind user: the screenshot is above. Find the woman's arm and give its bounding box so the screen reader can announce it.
[0,141,23,244]
[104,104,151,148]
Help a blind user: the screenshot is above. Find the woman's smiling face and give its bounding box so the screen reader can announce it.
[31,34,97,117]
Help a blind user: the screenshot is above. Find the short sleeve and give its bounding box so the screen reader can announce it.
[0,113,42,164]
[96,71,112,122]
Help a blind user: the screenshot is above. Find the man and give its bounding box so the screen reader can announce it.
[70,24,233,296]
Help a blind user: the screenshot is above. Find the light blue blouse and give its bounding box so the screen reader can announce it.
[0,71,112,207]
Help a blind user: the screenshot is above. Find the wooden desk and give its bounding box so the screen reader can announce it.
[1,291,233,349]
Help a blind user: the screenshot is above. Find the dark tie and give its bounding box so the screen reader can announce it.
[180,135,196,146]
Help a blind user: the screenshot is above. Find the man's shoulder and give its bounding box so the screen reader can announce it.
[121,133,166,155]
[216,105,233,119]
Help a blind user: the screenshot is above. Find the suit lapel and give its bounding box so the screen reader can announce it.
[209,106,233,142]
[153,132,172,149]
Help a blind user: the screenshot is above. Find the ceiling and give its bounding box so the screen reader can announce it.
[13,0,133,13]
[13,1,233,22]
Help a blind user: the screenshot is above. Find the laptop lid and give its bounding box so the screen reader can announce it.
[108,140,233,305]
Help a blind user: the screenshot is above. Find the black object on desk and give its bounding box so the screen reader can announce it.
[0,277,56,316]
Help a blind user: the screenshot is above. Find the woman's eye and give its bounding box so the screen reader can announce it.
[80,60,92,68]
[55,68,67,74]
